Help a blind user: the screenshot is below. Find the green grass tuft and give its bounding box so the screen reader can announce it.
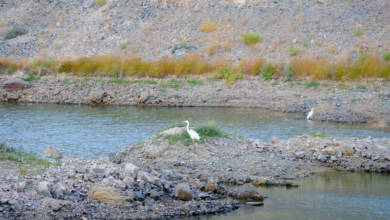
[356,84,367,91]
[310,132,327,137]
[95,0,106,6]
[305,80,320,88]
[131,79,158,85]
[242,32,261,45]
[159,79,183,90]
[290,48,298,56]
[186,79,203,86]
[20,75,40,82]
[109,78,130,84]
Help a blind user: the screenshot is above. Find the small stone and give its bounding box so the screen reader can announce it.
[246,201,264,206]
[175,183,193,201]
[124,163,139,177]
[317,154,328,162]
[52,183,68,199]
[330,156,338,162]
[36,181,51,197]
[138,171,159,185]
[202,179,216,192]
[16,181,26,192]
[43,146,62,159]
[150,190,160,200]
[339,146,354,156]
[321,147,336,155]
[295,151,305,159]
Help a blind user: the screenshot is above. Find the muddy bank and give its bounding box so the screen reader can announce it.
[1,131,390,219]
[1,75,390,126]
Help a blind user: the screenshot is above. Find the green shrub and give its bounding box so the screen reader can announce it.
[310,132,327,137]
[195,121,226,138]
[242,32,261,45]
[221,68,242,83]
[4,26,27,40]
[301,39,309,47]
[262,64,275,81]
[383,53,390,62]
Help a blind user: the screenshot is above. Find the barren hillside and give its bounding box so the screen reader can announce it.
[0,0,389,62]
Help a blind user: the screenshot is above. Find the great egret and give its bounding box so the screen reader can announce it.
[183,120,200,141]
[306,108,314,120]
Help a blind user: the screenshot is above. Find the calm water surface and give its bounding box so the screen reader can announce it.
[184,172,390,220]
[0,103,389,158]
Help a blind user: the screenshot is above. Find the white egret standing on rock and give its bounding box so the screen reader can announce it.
[183,120,200,141]
[306,108,314,120]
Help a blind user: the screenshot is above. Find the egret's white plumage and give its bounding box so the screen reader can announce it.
[306,108,314,120]
[184,120,200,141]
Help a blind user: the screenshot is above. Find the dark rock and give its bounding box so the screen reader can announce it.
[4,78,31,90]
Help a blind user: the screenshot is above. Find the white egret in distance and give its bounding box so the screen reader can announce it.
[306,108,314,120]
[183,120,200,141]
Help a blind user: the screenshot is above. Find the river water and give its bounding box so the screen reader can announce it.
[184,172,390,220]
[1,103,389,158]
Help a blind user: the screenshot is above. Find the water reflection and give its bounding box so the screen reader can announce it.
[184,172,390,220]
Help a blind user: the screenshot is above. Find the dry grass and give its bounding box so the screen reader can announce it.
[199,22,218,32]
[0,54,388,81]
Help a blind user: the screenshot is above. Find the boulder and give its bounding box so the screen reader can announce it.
[202,179,216,192]
[339,146,354,156]
[88,184,129,205]
[43,146,62,159]
[174,183,192,201]
[4,78,31,90]
[317,154,328,162]
[232,183,263,201]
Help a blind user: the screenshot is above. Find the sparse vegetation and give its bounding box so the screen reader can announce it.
[0,54,388,81]
[353,27,363,37]
[20,75,40,82]
[242,32,261,45]
[109,78,130,84]
[95,0,106,6]
[221,67,242,84]
[159,79,183,90]
[0,143,56,169]
[310,132,327,137]
[262,64,275,81]
[186,79,203,86]
[305,80,320,88]
[199,21,217,32]
[356,84,367,91]
[383,53,390,62]
[131,79,158,85]
[301,39,309,47]
[290,48,298,56]
[4,26,27,40]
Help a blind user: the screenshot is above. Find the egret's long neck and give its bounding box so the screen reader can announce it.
[186,122,190,132]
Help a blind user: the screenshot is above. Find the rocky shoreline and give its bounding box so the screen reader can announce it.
[1,129,389,219]
[1,75,390,127]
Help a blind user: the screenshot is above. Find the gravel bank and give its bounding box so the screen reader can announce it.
[1,75,390,126]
